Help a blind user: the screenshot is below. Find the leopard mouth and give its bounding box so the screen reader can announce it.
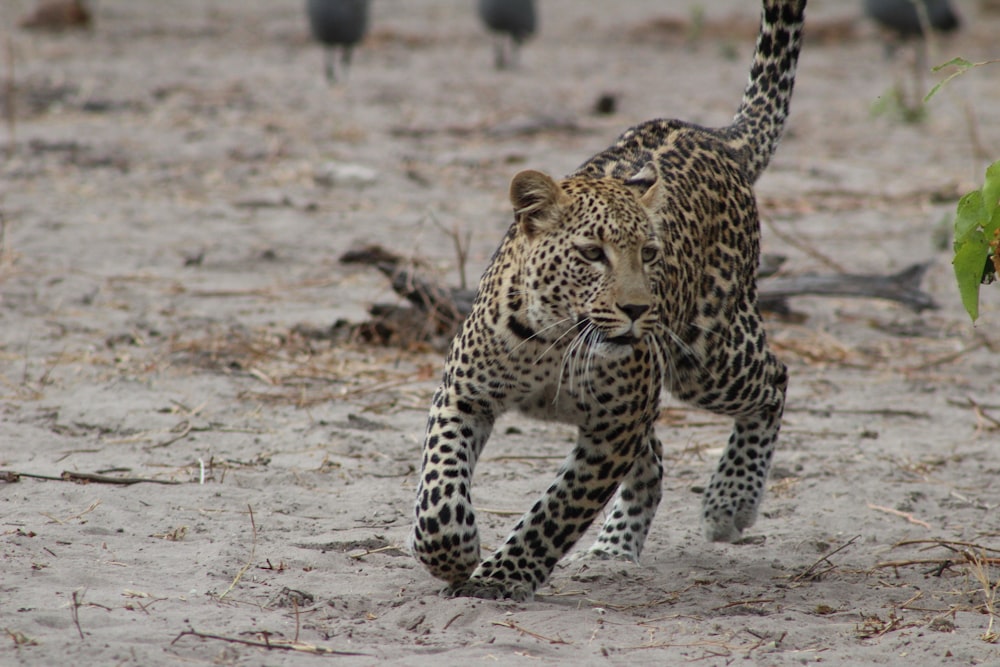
[605,333,640,346]
[576,316,643,347]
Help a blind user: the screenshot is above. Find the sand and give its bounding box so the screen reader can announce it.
[1,0,999,664]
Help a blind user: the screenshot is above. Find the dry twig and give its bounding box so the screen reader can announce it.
[893,538,1000,556]
[70,590,85,640]
[348,544,405,560]
[5,470,180,485]
[217,505,256,601]
[170,627,369,656]
[867,503,931,529]
[42,499,101,524]
[492,619,569,644]
[791,535,860,583]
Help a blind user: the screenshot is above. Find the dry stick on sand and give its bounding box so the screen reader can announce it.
[762,215,847,273]
[41,498,101,525]
[347,544,406,560]
[146,421,194,450]
[492,619,570,645]
[70,590,85,640]
[170,628,370,656]
[871,556,1000,570]
[866,503,931,529]
[790,535,861,583]
[4,37,15,158]
[217,505,256,601]
[893,538,1000,556]
[967,551,1000,642]
[4,470,181,485]
[428,212,472,291]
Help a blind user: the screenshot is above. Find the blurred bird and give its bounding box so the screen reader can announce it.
[306,0,370,83]
[477,0,536,70]
[19,0,91,31]
[864,0,960,40]
[864,0,960,114]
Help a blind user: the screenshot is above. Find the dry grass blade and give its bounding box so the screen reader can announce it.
[42,499,102,524]
[967,551,1000,643]
[867,503,931,529]
[761,215,846,273]
[170,628,370,656]
[492,619,570,644]
[217,505,256,601]
[348,544,406,560]
[70,590,85,640]
[791,535,860,583]
[892,538,1000,556]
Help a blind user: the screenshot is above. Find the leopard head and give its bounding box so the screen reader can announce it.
[508,164,664,356]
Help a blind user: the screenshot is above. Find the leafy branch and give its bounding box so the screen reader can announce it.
[952,160,1000,322]
[925,57,1000,103]
[924,55,999,322]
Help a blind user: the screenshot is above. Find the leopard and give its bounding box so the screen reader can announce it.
[409,0,807,601]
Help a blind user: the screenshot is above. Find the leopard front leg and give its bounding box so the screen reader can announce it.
[576,429,663,562]
[448,421,650,601]
[410,385,494,584]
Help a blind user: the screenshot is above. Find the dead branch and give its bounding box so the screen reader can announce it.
[872,556,1000,570]
[758,262,937,312]
[492,619,570,644]
[2,470,181,485]
[4,37,15,158]
[791,535,860,583]
[867,503,931,529]
[217,505,256,600]
[170,627,370,656]
[892,538,1000,556]
[70,590,85,640]
[390,113,583,140]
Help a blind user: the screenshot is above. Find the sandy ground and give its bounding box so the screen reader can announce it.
[2,0,999,664]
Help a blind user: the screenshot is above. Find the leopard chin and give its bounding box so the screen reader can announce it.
[590,335,645,360]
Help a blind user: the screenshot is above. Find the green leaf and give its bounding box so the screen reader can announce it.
[932,57,973,73]
[953,232,990,321]
[953,190,984,246]
[924,81,945,102]
[925,58,977,102]
[982,159,1000,222]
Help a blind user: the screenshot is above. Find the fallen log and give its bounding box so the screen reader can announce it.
[758,262,937,313]
[337,244,938,347]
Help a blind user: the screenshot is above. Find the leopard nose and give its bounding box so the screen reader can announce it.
[619,303,650,322]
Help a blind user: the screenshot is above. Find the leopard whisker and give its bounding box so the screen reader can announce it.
[506,315,575,355]
[647,336,668,404]
[654,323,700,364]
[653,333,677,391]
[680,320,735,347]
[532,318,587,365]
[555,322,593,403]
[582,327,603,405]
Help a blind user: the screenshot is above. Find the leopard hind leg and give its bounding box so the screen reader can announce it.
[671,311,788,543]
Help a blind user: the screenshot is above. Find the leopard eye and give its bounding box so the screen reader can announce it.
[641,245,659,263]
[578,245,605,263]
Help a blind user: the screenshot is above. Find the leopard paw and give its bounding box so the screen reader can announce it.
[444,577,535,602]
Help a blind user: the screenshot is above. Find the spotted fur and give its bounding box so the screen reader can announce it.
[410,0,806,601]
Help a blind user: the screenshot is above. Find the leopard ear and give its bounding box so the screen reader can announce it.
[624,161,663,210]
[510,170,567,236]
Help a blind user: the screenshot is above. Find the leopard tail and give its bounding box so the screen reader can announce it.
[722,0,807,184]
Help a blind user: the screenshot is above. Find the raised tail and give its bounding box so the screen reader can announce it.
[721,0,807,184]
